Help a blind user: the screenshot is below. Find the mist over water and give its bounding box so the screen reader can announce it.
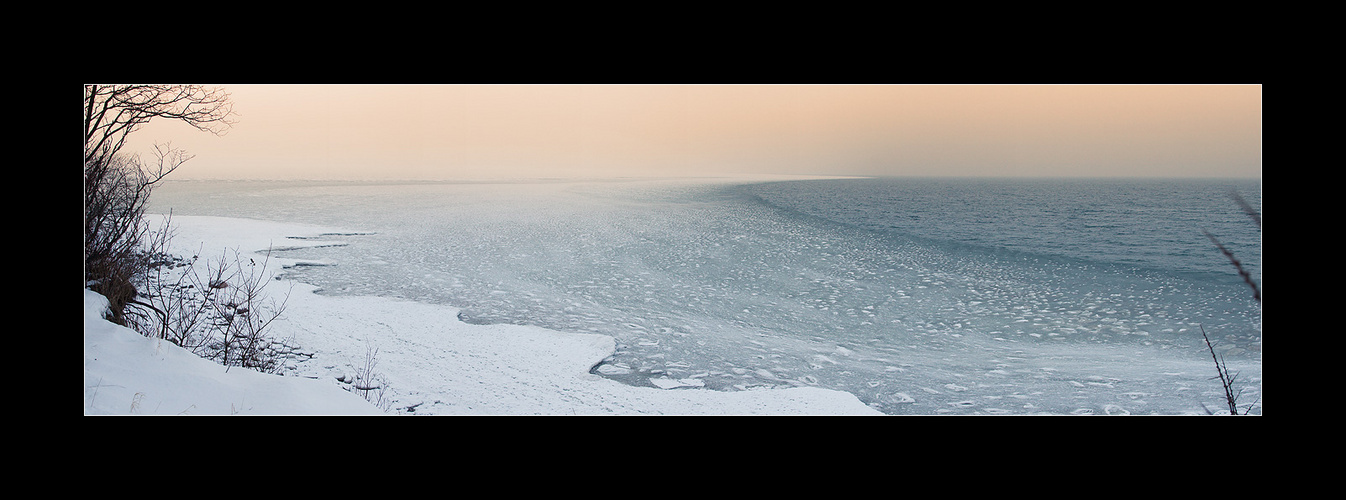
[148,176,1262,415]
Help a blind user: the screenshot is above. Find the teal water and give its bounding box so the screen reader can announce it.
[148,176,1263,415]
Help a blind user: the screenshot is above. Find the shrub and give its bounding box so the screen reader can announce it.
[348,342,392,411]
[127,215,294,374]
[84,151,161,325]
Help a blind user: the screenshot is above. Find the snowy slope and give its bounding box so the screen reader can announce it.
[83,289,383,415]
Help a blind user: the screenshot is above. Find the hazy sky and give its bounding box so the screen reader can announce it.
[122,84,1261,180]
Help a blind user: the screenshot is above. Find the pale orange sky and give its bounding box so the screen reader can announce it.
[122,84,1262,180]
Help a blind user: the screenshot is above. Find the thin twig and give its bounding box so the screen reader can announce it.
[1229,191,1261,231]
[1203,230,1261,304]
[1200,325,1239,415]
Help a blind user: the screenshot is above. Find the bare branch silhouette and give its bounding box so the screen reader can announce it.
[1197,189,1261,415]
[84,85,235,165]
[1203,230,1261,305]
[84,84,235,326]
[1229,191,1261,231]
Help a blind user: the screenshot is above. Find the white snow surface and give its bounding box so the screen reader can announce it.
[84,214,881,415]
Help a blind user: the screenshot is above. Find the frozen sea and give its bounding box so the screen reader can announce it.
[147,175,1262,415]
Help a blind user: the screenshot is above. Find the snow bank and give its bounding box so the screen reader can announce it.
[83,289,383,415]
[84,215,881,415]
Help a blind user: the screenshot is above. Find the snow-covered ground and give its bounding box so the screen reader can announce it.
[83,215,881,415]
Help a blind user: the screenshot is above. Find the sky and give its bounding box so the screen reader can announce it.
[121,84,1262,180]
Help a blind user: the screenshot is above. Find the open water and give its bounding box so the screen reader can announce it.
[148,176,1262,415]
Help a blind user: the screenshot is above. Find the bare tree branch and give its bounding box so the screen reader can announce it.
[84,84,235,164]
[1230,191,1261,231]
[1203,229,1261,305]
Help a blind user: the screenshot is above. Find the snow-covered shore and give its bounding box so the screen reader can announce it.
[83,214,881,415]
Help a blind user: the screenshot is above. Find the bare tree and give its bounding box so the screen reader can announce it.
[83,84,235,324]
